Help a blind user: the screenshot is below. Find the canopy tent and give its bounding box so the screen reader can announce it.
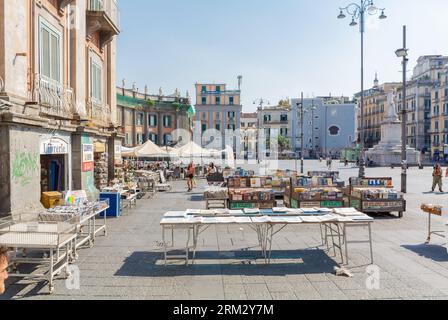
[122,140,168,158]
[135,140,169,158]
[224,145,236,168]
[208,149,223,158]
[177,141,211,158]
[121,145,142,158]
[165,146,180,157]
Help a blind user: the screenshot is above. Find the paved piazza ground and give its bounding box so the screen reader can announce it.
[2,161,448,300]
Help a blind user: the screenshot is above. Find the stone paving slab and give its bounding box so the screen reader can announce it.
[2,161,448,300]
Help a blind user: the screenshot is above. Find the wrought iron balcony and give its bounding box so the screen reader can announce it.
[33,74,76,119]
[87,98,112,127]
[87,0,120,47]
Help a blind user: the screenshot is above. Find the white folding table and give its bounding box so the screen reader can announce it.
[159,211,373,266]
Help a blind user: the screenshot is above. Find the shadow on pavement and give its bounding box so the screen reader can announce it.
[114,249,339,277]
[189,196,204,202]
[402,244,448,262]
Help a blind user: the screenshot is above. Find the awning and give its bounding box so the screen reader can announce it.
[134,140,168,158]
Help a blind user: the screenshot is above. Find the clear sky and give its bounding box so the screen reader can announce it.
[117,0,448,112]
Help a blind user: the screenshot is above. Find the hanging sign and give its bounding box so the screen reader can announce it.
[40,137,69,155]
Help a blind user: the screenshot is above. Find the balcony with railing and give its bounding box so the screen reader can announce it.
[87,0,120,47]
[86,98,112,127]
[33,74,76,119]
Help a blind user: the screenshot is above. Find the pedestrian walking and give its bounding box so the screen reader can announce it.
[186,162,195,192]
[431,163,444,193]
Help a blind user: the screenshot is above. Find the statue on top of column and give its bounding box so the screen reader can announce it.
[386,89,399,122]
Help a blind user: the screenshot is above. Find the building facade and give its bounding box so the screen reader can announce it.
[257,105,292,155]
[430,65,448,160]
[240,112,258,157]
[194,81,242,151]
[358,56,448,153]
[355,80,402,149]
[116,87,192,147]
[400,55,448,152]
[291,97,356,158]
[0,0,120,215]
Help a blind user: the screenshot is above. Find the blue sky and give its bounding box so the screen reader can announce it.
[117,0,448,112]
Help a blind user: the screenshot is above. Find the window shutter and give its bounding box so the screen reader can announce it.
[50,33,59,81]
[41,28,51,78]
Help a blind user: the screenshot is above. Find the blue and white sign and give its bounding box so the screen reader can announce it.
[40,137,69,155]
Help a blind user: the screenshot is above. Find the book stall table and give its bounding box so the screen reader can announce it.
[267,170,299,199]
[206,172,225,185]
[0,214,78,294]
[204,186,229,210]
[222,169,255,180]
[308,171,345,187]
[286,176,345,209]
[39,200,109,259]
[159,208,374,266]
[228,176,278,210]
[348,177,406,218]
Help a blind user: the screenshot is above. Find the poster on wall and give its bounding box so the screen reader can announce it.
[82,143,94,172]
[115,143,123,165]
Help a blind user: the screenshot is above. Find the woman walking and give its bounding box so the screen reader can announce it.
[186,162,195,192]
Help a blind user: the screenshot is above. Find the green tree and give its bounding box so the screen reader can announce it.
[277,135,291,152]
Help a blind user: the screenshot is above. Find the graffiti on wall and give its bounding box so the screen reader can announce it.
[12,152,39,187]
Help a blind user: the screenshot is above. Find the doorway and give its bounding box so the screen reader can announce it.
[41,155,66,193]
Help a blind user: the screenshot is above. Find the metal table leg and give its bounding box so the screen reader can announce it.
[186,228,191,266]
[49,249,54,294]
[344,224,349,265]
[368,223,374,265]
[163,227,167,266]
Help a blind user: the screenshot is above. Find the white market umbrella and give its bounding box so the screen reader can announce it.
[166,146,180,157]
[135,140,168,158]
[178,141,211,158]
[121,146,143,158]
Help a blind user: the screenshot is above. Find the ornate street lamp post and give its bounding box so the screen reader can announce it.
[337,0,387,177]
[395,26,409,193]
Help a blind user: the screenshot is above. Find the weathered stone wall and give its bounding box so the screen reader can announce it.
[1,125,44,216]
[1,0,28,102]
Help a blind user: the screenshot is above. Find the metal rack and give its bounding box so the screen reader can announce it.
[0,214,78,294]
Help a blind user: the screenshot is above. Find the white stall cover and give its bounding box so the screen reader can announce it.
[178,141,211,158]
[134,140,168,158]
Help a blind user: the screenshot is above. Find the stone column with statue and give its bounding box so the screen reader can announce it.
[365,89,420,166]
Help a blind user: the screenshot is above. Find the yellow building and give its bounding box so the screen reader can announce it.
[357,77,401,148]
[194,79,242,150]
